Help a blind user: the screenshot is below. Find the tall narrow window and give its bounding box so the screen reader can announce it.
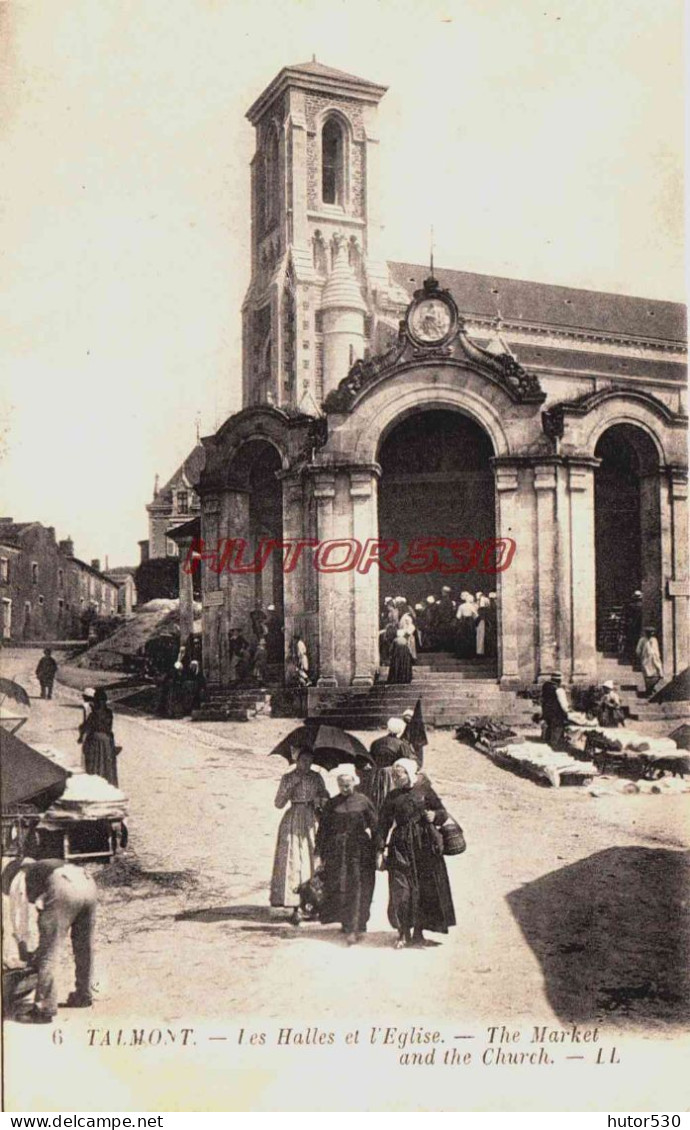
[322,118,344,206]
[265,129,279,225]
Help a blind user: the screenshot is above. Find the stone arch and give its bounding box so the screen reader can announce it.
[593,421,663,655]
[340,368,514,464]
[575,390,686,468]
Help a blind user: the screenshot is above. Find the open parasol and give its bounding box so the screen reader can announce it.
[268,722,321,764]
[268,722,374,772]
[311,725,374,772]
[0,728,69,808]
[0,678,31,709]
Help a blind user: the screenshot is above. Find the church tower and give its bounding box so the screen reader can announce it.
[242,60,396,412]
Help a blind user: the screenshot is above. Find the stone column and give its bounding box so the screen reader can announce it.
[201,496,222,685]
[349,466,380,685]
[533,463,559,678]
[666,466,689,675]
[281,473,306,667]
[313,470,338,686]
[567,460,598,681]
[177,537,195,649]
[494,462,520,683]
[218,489,253,686]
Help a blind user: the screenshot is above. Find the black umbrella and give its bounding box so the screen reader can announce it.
[311,725,374,772]
[268,722,374,772]
[0,678,31,709]
[268,722,321,764]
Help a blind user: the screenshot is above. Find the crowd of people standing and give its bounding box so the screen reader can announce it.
[380,588,498,681]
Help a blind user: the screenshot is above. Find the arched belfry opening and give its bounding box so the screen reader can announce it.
[594,424,662,653]
[377,408,497,665]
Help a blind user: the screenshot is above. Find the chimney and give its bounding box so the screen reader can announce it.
[59,537,75,556]
[91,558,101,572]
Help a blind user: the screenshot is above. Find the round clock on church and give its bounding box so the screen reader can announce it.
[408,295,455,345]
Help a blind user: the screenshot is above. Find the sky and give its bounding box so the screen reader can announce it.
[1,0,685,565]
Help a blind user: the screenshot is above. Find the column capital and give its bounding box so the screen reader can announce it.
[494,464,519,492]
[349,465,380,498]
[312,470,336,499]
[666,464,689,500]
[534,464,558,491]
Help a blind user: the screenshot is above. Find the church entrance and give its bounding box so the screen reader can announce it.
[594,424,661,656]
[228,439,285,669]
[377,408,497,669]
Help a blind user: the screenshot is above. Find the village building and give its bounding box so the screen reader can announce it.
[104,567,138,615]
[143,444,204,561]
[162,62,687,705]
[0,521,119,641]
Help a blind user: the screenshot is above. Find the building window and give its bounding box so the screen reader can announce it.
[31,562,39,584]
[322,117,345,206]
[58,568,64,590]
[0,557,8,584]
[166,538,179,557]
[1,597,11,639]
[176,490,189,515]
[38,595,44,606]
[265,128,279,226]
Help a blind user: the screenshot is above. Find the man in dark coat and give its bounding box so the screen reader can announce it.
[36,650,58,699]
[541,671,571,751]
[619,590,643,667]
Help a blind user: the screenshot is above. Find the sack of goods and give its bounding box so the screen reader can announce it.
[41,773,128,823]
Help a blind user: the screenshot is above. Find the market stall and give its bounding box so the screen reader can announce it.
[1,728,127,861]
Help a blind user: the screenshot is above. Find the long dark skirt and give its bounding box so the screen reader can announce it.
[386,819,455,935]
[320,831,376,934]
[387,642,413,685]
[454,616,476,659]
[83,733,119,787]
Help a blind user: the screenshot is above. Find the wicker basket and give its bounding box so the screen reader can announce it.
[440,816,466,856]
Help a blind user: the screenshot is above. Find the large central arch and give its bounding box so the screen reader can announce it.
[377,407,497,663]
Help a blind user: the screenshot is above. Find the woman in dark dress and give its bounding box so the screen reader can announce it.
[387,629,413,685]
[315,766,378,946]
[78,688,119,786]
[377,758,456,949]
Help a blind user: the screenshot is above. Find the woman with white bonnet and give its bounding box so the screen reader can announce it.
[377,758,456,948]
[364,717,417,813]
[315,765,377,945]
[81,689,96,726]
[597,680,625,728]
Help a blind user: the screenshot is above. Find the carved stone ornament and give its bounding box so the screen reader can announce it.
[324,275,546,413]
[541,385,689,443]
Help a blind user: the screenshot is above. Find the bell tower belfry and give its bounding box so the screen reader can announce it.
[242,60,392,412]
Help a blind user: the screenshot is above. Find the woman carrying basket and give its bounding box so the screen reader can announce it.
[376,758,457,949]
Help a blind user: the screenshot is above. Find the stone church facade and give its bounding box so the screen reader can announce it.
[190,61,688,694]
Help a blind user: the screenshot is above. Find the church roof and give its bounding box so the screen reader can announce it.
[152,443,205,505]
[246,60,387,123]
[288,60,382,85]
[388,262,687,346]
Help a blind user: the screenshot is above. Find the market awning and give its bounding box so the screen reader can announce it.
[0,728,69,808]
